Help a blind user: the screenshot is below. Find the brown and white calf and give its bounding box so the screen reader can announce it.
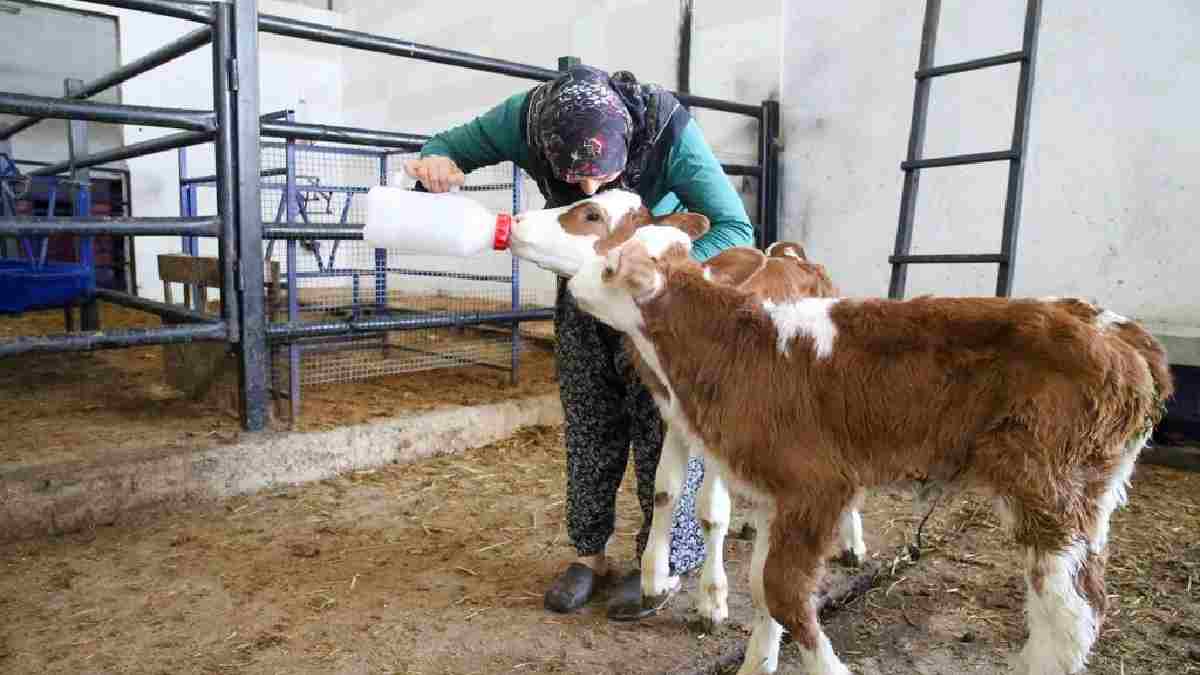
[510,191,867,632]
[563,220,1171,675]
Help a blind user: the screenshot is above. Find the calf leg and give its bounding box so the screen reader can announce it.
[835,489,866,566]
[758,495,852,675]
[1015,536,1101,675]
[1012,436,1144,675]
[695,462,731,631]
[640,426,687,602]
[736,506,784,675]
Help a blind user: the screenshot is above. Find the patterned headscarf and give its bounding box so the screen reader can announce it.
[536,66,634,181]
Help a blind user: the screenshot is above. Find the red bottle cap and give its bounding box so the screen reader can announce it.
[493,213,513,251]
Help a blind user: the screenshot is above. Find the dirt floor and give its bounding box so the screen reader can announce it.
[1,423,1196,675]
[0,305,558,467]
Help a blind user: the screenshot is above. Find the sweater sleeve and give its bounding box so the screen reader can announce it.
[662,119,757,262]
[419,91,532,173]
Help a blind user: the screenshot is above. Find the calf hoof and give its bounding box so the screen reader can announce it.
[608,571,679,622]
[835,548,864,568]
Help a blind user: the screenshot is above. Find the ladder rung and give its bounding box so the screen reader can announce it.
[916,51,1027,79]
[902,150,1017,170]
[890,254,1008,265]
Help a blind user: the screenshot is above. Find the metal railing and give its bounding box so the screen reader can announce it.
[0,0,781,431]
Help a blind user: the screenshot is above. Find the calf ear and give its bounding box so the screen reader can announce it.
[653,212,710,241]
[603,240,661,301]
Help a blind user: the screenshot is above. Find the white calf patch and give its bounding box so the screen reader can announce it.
[632,225,693,258]
[1020,540,1096,675]
[765,241,803,260]
[1094,309,1129,330]
[590,189,644,224]
[762,298,839,359]
[1091,431,1147,553]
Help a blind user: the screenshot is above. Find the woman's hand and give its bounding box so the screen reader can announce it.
[403,157,466,193]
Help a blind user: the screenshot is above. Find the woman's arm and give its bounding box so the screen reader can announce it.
[661,119,757,261]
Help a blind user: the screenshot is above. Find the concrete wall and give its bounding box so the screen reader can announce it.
[10,0,345,300]
[780,2,1199,329]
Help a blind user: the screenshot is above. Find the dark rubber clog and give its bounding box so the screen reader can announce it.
[544,562,604,613]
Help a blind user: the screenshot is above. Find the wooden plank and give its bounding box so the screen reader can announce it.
[157,254,221,287]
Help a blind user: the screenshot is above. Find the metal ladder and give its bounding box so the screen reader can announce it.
[888,0,1043,299]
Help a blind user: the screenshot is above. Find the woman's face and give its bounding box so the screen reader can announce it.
[565,171,622,196]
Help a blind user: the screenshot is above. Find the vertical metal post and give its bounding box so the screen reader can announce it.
[889,0,941,299]
[211,2,240,340]
[122,171,137,295]
[285,111,301,425]
[230,0,270,431]
[66,78,99,330]
[372,151,386,314]
[177,147,199,308]
[760,99,781,248]
[996,0,1042,297]
[510,163,522,385]
[756,107,768,245]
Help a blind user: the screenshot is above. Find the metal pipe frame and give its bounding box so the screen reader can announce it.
[0,0,772,433]
[291,267,514,284]
[285,112,302,424]
[0,216,221,237]
[95,288,218,324]
[257,14,561,82]
[0,27,214,141]
[509,162,522,385]
[0,92,216,133]
[209,3,239,342]
[30,130,215,177]
[78,0,216,23]
[261,120,427,149]
[180,167,287,185]
[759,100,781,247]
[267,308,556,342]
[231,0,271,431]
[722,163,762,177]
[263,141,391,158]
[0,322,228,357]
[263,226,363,240]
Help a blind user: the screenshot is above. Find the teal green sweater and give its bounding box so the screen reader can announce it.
[420,92,755,262]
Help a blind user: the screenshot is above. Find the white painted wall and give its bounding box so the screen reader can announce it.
[11,0,345,300]
[780,1,1199,329]
[1,2,123,165]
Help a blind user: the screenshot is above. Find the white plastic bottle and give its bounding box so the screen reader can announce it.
[363,184,512,257]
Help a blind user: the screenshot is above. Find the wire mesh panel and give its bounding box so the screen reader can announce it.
[258,143,549,389]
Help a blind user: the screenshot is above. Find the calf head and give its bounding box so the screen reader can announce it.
[510,189,709,277]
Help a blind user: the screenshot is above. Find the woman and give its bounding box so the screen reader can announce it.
[407,65,755,621]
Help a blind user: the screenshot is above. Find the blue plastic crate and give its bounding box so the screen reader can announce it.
[0,260,95,314]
